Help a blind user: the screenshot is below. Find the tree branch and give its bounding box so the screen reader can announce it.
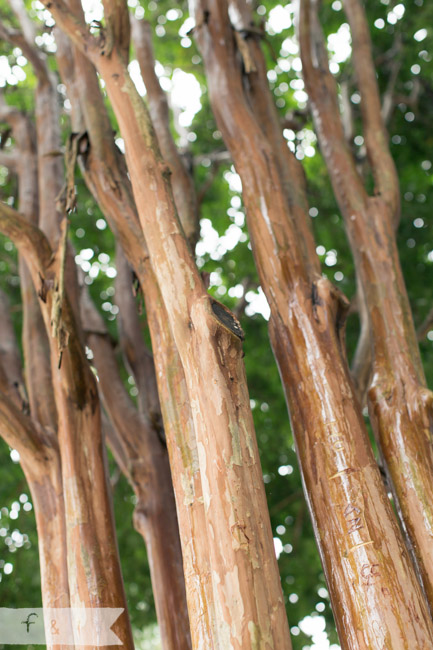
[417,307,433,342]
[229,0,319,274]
[0,151,18,171]
[9,0,37,43]
[131,17,199,246]
[115,243,161,423]
[0,201,51,272]
[342,0,400,217]
[298,0,367,217]
[0,22,49,84]
[0,289,27,409]
[0,391,53,465]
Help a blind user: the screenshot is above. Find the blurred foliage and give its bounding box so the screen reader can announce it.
[0,1,432,649]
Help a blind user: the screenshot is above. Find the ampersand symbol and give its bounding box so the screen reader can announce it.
[50,619,59,636]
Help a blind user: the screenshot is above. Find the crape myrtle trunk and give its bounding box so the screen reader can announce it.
[299,0,433,609]
[191,0,433,647]
[40,0,293,646]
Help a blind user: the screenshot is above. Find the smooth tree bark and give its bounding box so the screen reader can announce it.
[1,9,134,643]
[299,0,433,609]
[79,268,192,650]
[0,91,70,643]
[131,17,199,247]
[0,291,69,616]
[0,199,135,650]
[190,0,433,647]
[3,1,433,649]
[39,1,292,647]
[55,21,193,648]
[55,18,204,648]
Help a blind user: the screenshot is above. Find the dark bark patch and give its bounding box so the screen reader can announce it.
[311,281,323,308]
[211,300,244,341]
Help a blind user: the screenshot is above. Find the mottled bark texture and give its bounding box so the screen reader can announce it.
[1,7,134,643]
[0,89,70,647]
[190,0,433,647]
[55,16,192,648]
[299,0,433,610]
[39,0,292,646]
[0,202,135,650]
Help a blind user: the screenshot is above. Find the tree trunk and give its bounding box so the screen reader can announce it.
[190,0,433,646]
[299,0,433,608]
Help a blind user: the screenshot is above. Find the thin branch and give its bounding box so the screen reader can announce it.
[0,391,53,465]
[115,243,162,422]
[0,22,49,84]
[0,289,27,409]
[79,272,145,446]
[101,408,130,483]
[417,307,433,342]
[298,0,367,217]
[229,0,318,273]
[342,0,399,216]
[197,158,222,206]
[9,0,37,44]
[340,80,355,143]
[131,17,199,246]
[381,38,403,125]
[0,201,51,273]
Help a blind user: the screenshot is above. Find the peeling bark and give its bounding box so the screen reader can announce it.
[80,279,191,650]
[190,0,433,646]
[299,0,433,609]
[131,17,199,247]
[0,203,134,650]
[55,22,193,647]
[38,2,291,644]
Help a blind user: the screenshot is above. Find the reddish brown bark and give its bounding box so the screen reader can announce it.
[55,22,194,647]
[0,202,134,650]
[0,288,69,641]
[299,0,433,609]
[0,388,69,611]
[114,245,161,425]
[190,0,433,646]
[0,92,68,638]
[131,17,199,247]
[1,14,134,645]
[40,3,292,645]
[80,276,191,650]
[0,99,57,430]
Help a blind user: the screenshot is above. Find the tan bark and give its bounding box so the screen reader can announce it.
[55,22,195,648]
[0,291,70,647]
[0,390,69,612]
[39,3,291,645]
[55,16,214,646]
[143,279,216,650]
[0,94,68,639]
[2,18,134,644]
[80,278,191,650]
[190,0,433,646]
[131,17,199,247]
[114,245,161,425]
[0,203,134,650]
[0,100,58,431]
[299,0,433,609]
[68,67,212,649]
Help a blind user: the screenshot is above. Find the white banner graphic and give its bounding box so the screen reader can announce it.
[0,608,124,645]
